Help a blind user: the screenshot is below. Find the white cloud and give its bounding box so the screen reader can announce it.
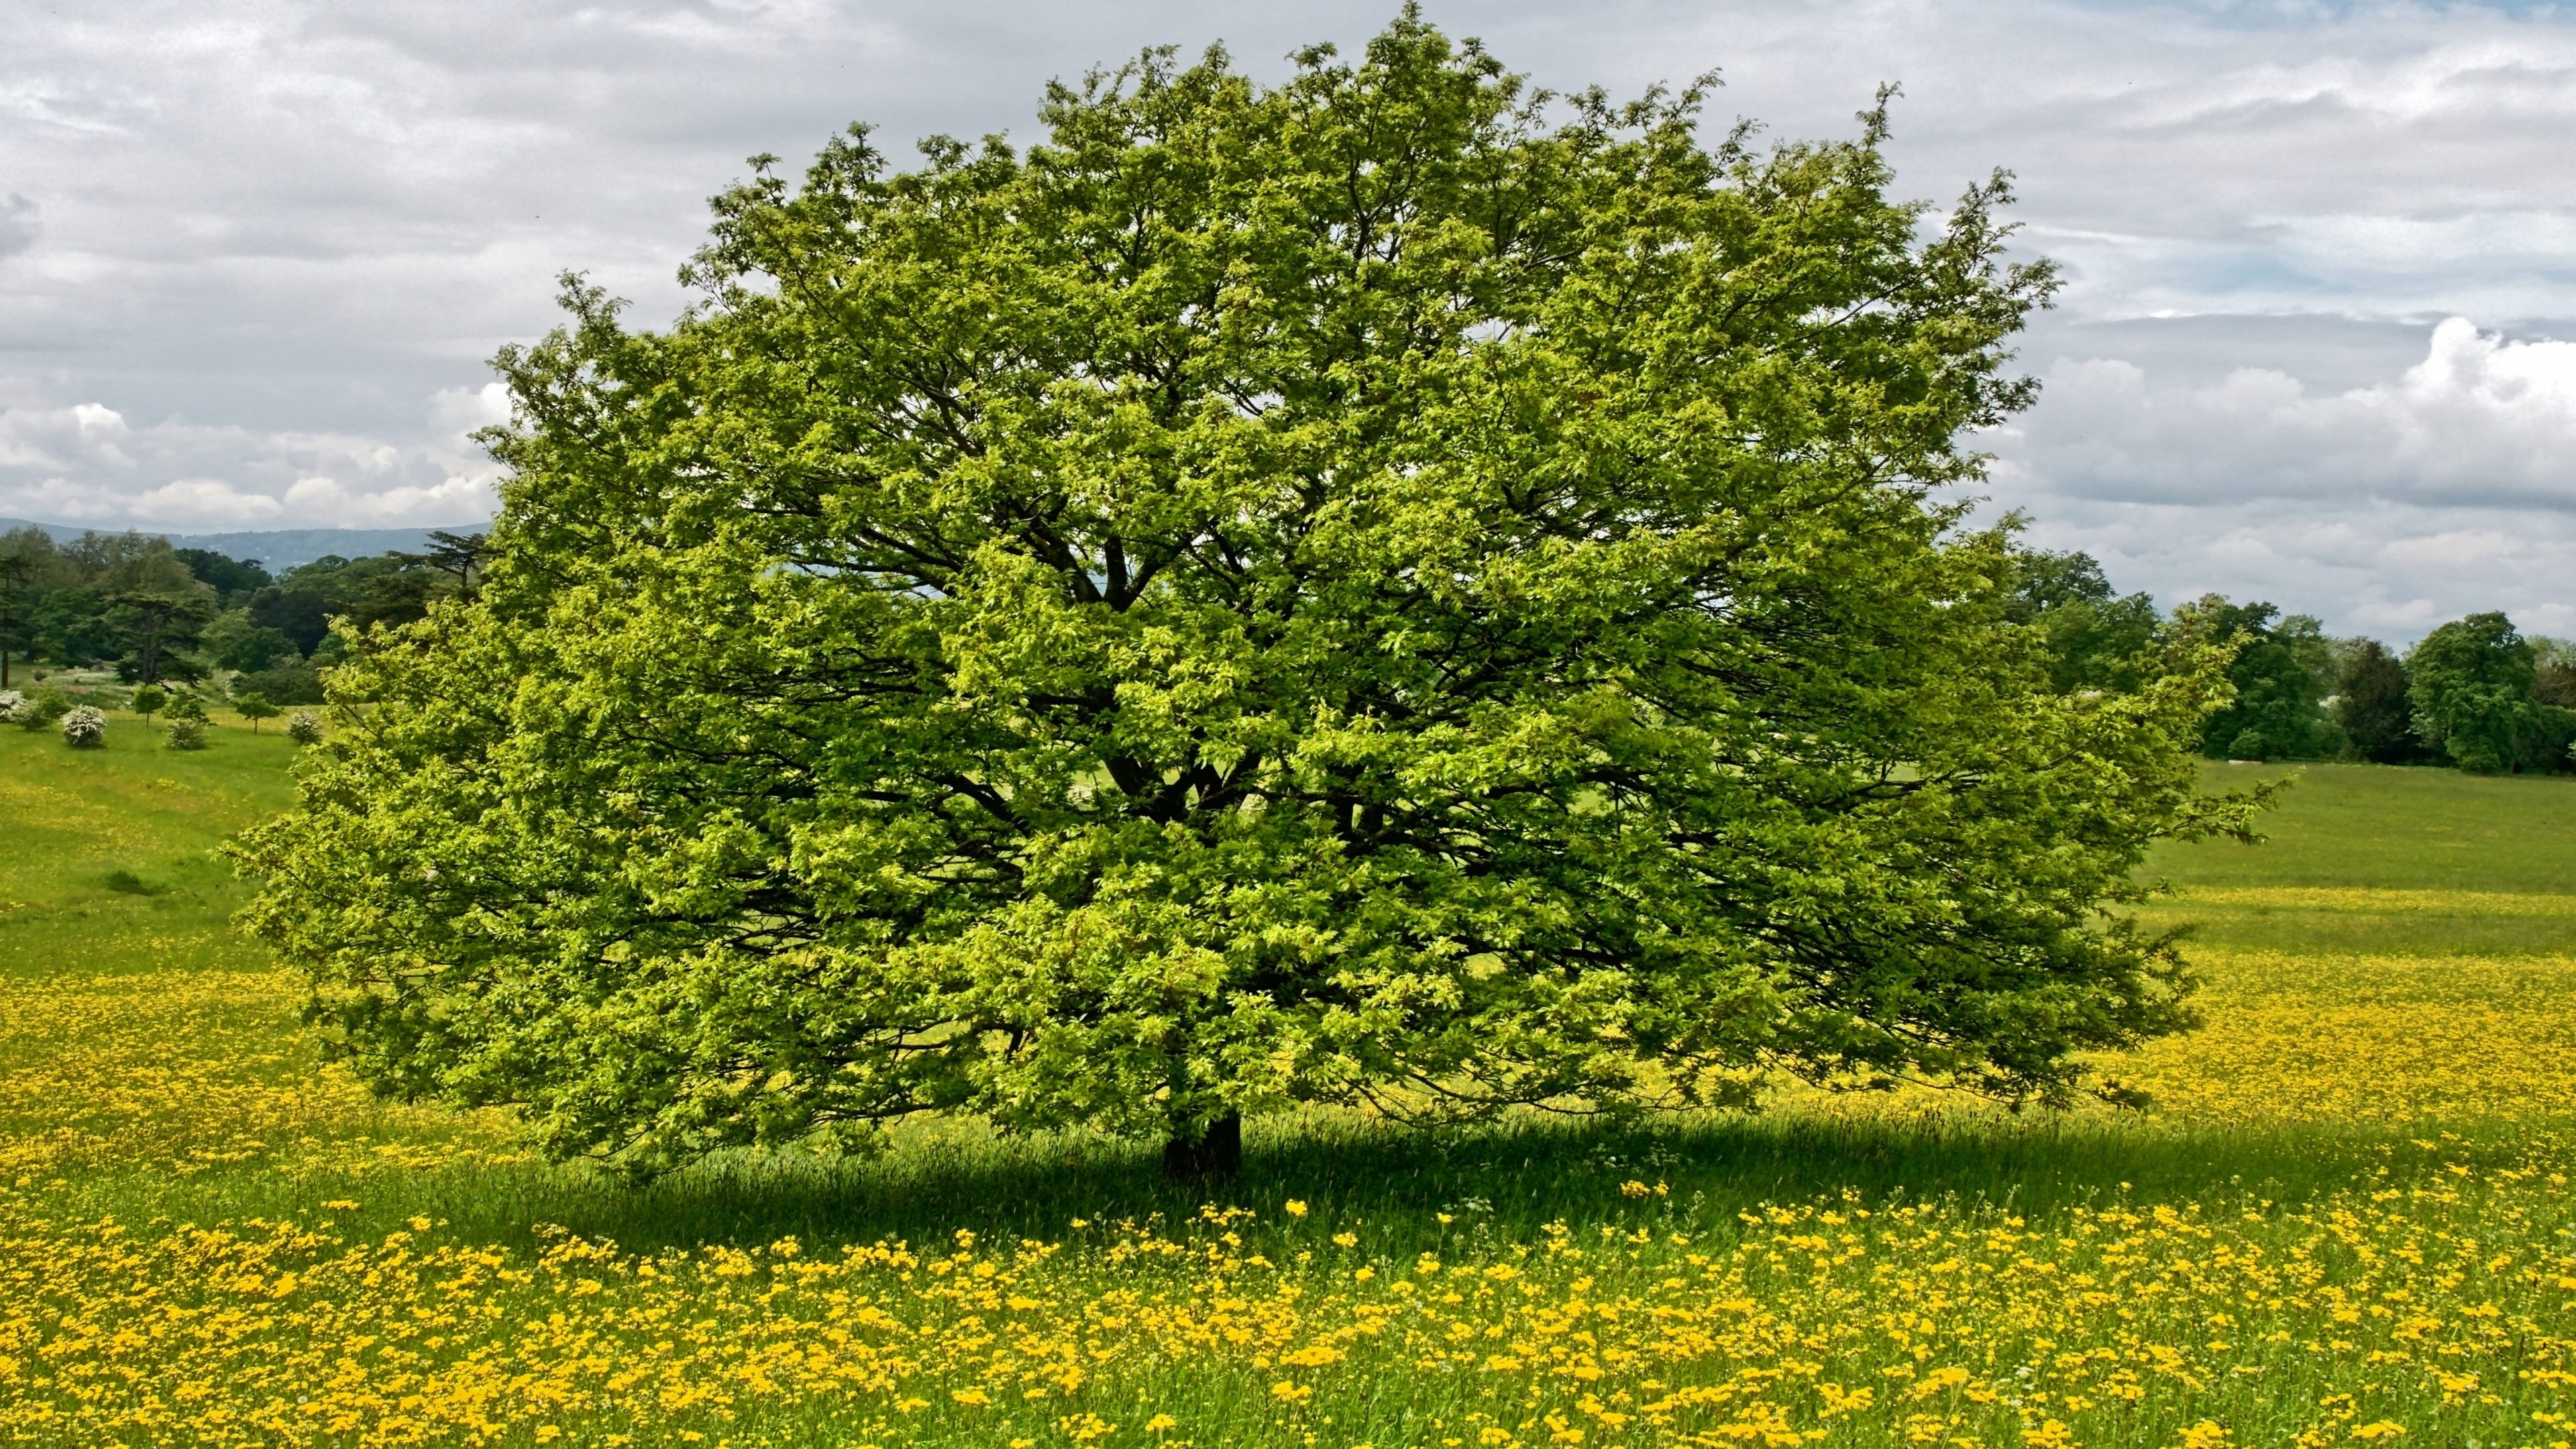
[282,472,497,525]
[131,477,286,527]
[0,402,133,471]
[0,388,498,530]
[426,382,512,446]
[2008,318,2576,514]
[1992,317,2576,641]
[0,193,36,256]
[2003,492,2576,646]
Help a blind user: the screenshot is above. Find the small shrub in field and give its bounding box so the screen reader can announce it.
[163,693,207,723]
[285,711,323,746]
[0,690,21,724]
[232,690,280,732]
[19,688,70,732]
[61,705,106,749]
[163,716,207,751]
[130,684,168,720]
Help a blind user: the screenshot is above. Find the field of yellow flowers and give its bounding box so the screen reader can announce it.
[3,728,2573,1448]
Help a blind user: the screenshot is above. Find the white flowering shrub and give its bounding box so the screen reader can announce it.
[61,705,107,749]
[0,690,23,724]
[286,710,324,745]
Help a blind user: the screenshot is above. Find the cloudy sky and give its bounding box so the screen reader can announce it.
[3,0,2573,639]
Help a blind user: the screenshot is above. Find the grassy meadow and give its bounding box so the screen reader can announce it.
[1,719,2573,1448]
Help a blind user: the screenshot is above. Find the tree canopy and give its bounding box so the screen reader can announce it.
[2172,597,2336,763]
[2409,612,2574,774]
[2003,547,2160,694]
[2333,639,2420,764]
[239,16,2254,1177]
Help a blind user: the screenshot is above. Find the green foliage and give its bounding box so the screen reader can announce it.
[18,686,70,732]
[285,710,325,746]
[240,18,2253,1177]
[201,607,301,674]
[2408,612,2574,774]
[162,692,208,723]
[235,660,326,705]
[2003,547,2160,693]
[392,530,492,598]
[31,588,119,665]
[162,716,207,751]
[172,548,273,606]
[248,553,447,656]
[0,527,444,678]
[2174,596,2338,761]
[2332,640,2420,763]
[233,690,280,732]
[2531,636,2576,712]
[0,530,42,687]
[111,587,217,686]
[129,683,168,720]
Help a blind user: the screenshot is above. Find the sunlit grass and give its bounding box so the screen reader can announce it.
[1,737,2571,1447]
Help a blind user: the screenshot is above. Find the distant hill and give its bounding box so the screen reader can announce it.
[0,517,488,571]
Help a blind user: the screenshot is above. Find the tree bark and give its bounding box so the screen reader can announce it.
[1161,1111,1242,1181]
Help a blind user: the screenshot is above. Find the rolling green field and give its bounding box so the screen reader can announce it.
[1,724,2571,1448]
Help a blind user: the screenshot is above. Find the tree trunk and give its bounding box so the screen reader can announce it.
[1161,1111,1242,1181]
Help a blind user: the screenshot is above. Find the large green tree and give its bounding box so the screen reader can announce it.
[111,586,217,685]
[239,18,2253,1178]
[0,531,43,688]
[2409,612,2572,773]
[2002,547,2160,694]
[2332,639,2420,763]
[2172,596,2337,762]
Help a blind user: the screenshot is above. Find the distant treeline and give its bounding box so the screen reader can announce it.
[4,524,2561,775]
[0,526,483,699]
[2013,549,2576,774]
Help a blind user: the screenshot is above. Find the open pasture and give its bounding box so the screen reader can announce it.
[1,739,2571,1448]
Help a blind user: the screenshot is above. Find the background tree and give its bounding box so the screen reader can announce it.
[2002,547,2160,693]
[394,530,492,599]
[2332,639,2420,763]
[231,658,327,705]
[232,689,280,733]
[241,18,2255,1180]
[2171,596,2338,761]
[200,608,301,675]
[0,541,32,688]
[110,587,217,685]
[32,588,119,667]
[2531,637,2576,712]
[172,549,273,606]
[2409,612,2573,773]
